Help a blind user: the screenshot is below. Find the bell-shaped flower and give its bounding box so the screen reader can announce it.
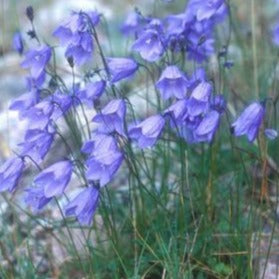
[164,99,188,126]
[265,129,278,140]
[25,185,52,211]
[121,11,142,35]
[65,32,94,66]
[12,32,24,55]
[196,0,226,21]
[92,99,126,136]
[166,13,194,36]
[18,129,55,163]
[23,100,54,130]
[210,94,226,114]
[77,80,106,107]
[193,110,220,142]
[186,81,212,117]
[65,186,99,225]
[53,11,100,66]
[34,160,72,198]
[0,157,25,192]
[106,57,138,83]
[132,29,164,62]
[231,102,264,142]
[86,135,123,186]
[156,65,189,100]
[129,115,165,148]
[188,68,206,91]
[9,89,39,117]
[21,46,51,79]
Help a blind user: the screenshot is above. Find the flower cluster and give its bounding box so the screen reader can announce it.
[123,0,228,63]
[2,3,278,227]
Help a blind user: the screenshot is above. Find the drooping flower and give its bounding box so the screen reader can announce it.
[64,33,93,66]
[129,115,165,148]
[26,72,46,89]
[86,134,124,186]
[12,32,24,55]
[188,68,206,90]
[18,129,55,163]
[132,29,165,62]
[0,157,25,192]
[64,186,99,225]
[23,100,54,130]
[186,81,212,117]
[21,46,51,79]
[196,0,226,21]
[166,13,194,36]
[9,89,39,117]
[186,0,227,22]
[34,160,72,198]
[187,33,215,63]
[92,99,126,135]
[53,11,100,45]
[193,110,220,142]
[265,129,278,140]
[106,57,138,83]
[164,99,188,126]
[25,185,52,211]
[231,102,265,142]
[121,11,142,35]
[53,11,100,66]
[51,91,73,120]
[210,94,226,114]
[77,80,106,106]
[156,65,189,100]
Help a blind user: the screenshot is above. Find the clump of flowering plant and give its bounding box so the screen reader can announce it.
[2,1,279,277]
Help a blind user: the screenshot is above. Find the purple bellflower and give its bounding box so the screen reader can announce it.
[9,89,39,117]
[231,102,265,142]
[265,129,278,140]
[12,32,24,55]
[53,11,100,66]
[188,68,206,90]
[26,72,46,89]
[34,160,72,198]
[193,110,220,142]
[18,129,55,163]
[210,94,226,114]
[166,13,194,36]
[86,134,124,186]
[25,185,52,211]
[129,115,165,148]
[51,91,73,120]
[195,0,226,21]
[164,99,188,126]
[21,46,51,79]
[64,186,99,225]
[106,57,138,83]
[132,29,165,62]
[186,0,227,22]
[23,100,54,130]
[121,11,142,35]
[156,65,189,100]
[92,99,126,136]
[186,81,212,117]
[187,33,215,63]
[0,157,24,192]
[77,80,106,106]
[64,33,93,66]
